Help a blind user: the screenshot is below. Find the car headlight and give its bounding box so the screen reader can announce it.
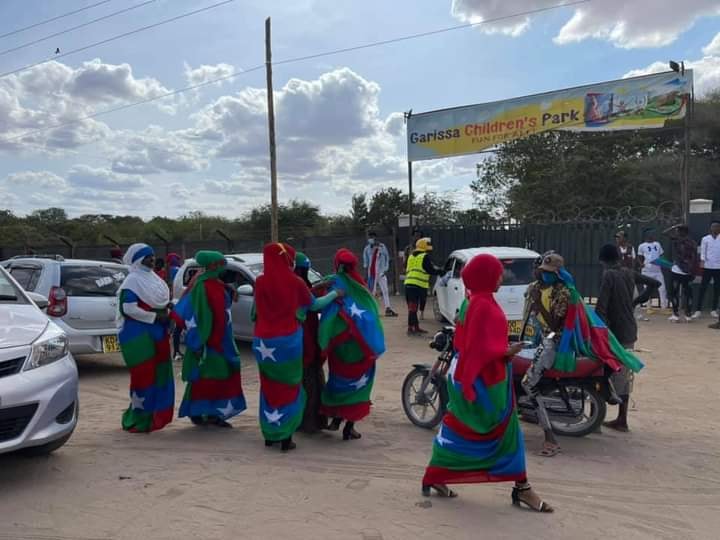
[25,324,69,370]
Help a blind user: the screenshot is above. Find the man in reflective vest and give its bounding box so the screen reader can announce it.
[404,237,443,336]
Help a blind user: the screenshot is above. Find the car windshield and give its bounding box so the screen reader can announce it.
[500,259,536,286]
[245,263,263,276]
[60,265,128,297]
[0,269,27,304]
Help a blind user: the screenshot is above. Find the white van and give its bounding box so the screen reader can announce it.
[432,247,540,337]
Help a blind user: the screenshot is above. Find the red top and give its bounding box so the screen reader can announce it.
[204,278,228,351]
[254,243,312,338]
[369,246,379,279]
[453,254,508,400]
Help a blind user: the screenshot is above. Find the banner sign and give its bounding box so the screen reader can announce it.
[406,71,693,162]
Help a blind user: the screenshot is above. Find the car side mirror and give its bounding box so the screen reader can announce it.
[237,284,254,296]
[27,292,49,309]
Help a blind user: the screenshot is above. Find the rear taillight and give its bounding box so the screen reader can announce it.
[47,286,67,317]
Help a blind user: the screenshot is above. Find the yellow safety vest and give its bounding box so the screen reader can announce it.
[405,252,430,289]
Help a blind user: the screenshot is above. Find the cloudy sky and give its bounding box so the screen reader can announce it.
[0,0,718,218]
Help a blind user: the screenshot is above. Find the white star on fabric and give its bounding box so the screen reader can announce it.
[185,317,197,330]
[255,340,276,362]
[264,408,284,425]
[217,401,235,418]
[436,428,453,447]
[351,374,369,389]
[349,302,365,319]
[130,392,145,410]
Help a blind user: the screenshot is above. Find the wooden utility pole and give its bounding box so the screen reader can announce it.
[265,17,279,242]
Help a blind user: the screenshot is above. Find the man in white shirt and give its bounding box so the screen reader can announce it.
[695,220,720,320]
[363,232,398,317]
[637,228,668,309]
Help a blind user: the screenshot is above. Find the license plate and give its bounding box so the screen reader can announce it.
[102,335,121,353]
[508,320,535,337]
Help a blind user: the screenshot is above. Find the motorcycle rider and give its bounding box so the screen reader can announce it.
[523,252,571,457]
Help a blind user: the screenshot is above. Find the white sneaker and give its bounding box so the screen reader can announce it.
[669,314,680,322]
[712,310,719,319]
[691,311,702,319]
[685,316,693,323]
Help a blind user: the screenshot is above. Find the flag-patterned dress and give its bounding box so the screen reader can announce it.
[174,252,246,421]
[319,249,385,423]
[253,243,313,442]
[423,254,527,487]
[118,289,175,432]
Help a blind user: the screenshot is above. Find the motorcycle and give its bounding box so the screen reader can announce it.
[401,326,615,437]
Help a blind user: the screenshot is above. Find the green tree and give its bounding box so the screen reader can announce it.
[350,193,369,230]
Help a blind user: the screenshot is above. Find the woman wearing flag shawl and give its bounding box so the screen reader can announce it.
[254,243,340,451]
[319,249,386,441]
[173,251,246,428]
[117,243,174,433]
[422,254,553,512]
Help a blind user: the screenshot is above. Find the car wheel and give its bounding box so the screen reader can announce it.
[20,430,74,457]
[432,294,447,322]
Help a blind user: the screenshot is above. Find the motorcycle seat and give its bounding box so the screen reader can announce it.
[512,355,604,379]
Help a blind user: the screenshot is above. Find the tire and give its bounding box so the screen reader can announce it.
[432,294,447,323]
[20,430,74,457]
[402,367,447,429]
[546,384,606,438]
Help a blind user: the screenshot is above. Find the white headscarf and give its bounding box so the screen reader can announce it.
[118,243,170,308]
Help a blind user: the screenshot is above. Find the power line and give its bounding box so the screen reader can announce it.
[0,0,586,147]
[0,0,158,59]
[273,0,590,67]
[0,0,115,41]
[0,0,236,80]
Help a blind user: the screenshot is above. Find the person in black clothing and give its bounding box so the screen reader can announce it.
[596,244,660,432]
[404,237,443,335]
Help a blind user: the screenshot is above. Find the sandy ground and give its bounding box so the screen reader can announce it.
[1,309,720,540]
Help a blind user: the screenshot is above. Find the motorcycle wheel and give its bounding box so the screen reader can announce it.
[401,367,447,430]
[546,384,606,437]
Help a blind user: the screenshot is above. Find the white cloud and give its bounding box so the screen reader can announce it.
[0,59,176,153]
[450,0,720,48]
[184,62,236,87]
[110,127,209,175]
[5,170,66,189]
[624,34,720,97]
[703,32,720,56]
[66,165,148,190]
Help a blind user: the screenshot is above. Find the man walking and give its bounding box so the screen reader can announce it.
[363,232,398,317]
[615,231,636,269]
[596,244,659,432]
[638,228,668,310]
[694,220,720,320]
[404,237,442,335]
[664,224,698,323]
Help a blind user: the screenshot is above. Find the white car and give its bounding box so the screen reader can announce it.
[173,253,322,341]
[0,266,79,456]
[2,256,128,356]
[433,247,540,337]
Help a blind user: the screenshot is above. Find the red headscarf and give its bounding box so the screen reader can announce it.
[453,254,508,400]
[334,248,366,286]
[254,243,312,338]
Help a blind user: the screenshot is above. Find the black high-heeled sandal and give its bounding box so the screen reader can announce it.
[342,422,361,441]
[421,484,458,498]
[511,484,554,513]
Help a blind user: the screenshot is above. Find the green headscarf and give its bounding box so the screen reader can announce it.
[189,250,226,346]
[295,252,311,269]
